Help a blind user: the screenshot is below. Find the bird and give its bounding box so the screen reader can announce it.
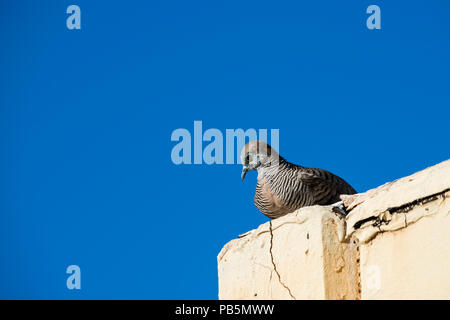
[240,140,357,219]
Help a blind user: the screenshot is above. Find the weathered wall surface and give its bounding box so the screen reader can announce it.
[360,195,450,299]
[218,160,450,300]
[217,206,359,300]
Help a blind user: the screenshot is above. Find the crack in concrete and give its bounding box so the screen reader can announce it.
[388,188,449,215]
[352,188,450,231]
[269,220,296,300]
[255,220,307,237]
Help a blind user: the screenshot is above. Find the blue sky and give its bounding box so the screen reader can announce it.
[0,1,449,299]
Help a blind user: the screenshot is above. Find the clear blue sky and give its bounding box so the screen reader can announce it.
[1,1,449,299]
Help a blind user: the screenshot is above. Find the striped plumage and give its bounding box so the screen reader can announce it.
[241,141,356,219]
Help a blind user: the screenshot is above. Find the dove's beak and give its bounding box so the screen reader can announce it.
[241,166,249,181]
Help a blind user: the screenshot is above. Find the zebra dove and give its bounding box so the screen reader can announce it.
[240,140,357,219]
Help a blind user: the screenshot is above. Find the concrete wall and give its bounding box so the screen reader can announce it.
[218,160,450,300]
[359,190,450,299]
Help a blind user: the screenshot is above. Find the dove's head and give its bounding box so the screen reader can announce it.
[240,140,279,181]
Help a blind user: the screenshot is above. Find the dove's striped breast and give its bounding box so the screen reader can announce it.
[254,158,356,219]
